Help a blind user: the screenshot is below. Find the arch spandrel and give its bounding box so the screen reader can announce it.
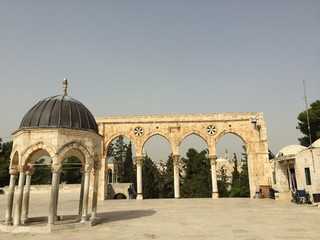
[9,151,20,171]
[10,143,21,163]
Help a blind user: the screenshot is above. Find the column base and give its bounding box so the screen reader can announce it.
[212,192,219,199]
[21,218,31,224]
[136,193,143,200]
[4,220,12,226]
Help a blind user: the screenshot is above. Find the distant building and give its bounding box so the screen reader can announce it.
[216,150,245,184]
[271,139,320,202]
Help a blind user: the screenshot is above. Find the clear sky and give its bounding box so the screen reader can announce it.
[1,1,319,161]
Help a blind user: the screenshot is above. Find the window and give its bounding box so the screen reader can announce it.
[305,168,312,185]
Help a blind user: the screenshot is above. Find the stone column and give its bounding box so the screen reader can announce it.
[98,156,107,201]
[54,172,61,220]
[173,155,180,198]
[48,164,61,225]
[13,168,26,226]
[21,168,34,224]
[210,155,219,199]
[111,170,113,183]
[4,170,18,225]
[81,170,91,222]
[78,170,85,219]
[136,156,143,200]
[90,167,99,221]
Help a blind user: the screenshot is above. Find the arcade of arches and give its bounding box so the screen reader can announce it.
[96,112,270,200]
[4,112,270,228]
[2,81,270,230]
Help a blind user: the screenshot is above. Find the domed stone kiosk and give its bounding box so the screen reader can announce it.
[2,79,102,232]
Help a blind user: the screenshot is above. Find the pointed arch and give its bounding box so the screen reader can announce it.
[179,132,209,148]
[140,133,174,162]
[22,141,57,165]
[104,134,136,156]
[57,141,91,166]
[215,130,247,147]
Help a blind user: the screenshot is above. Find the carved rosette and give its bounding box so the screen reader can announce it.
[206,125,217,135]
[134,127,144,137]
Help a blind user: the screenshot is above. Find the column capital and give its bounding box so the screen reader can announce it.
[26,167,35,176]
[9,168,19,175]
[209,155,217,165]
[172,155,180,165]
[135,156,143,165]
[80,166,92,174]
[51,163,62,173]
[84,163,93,172]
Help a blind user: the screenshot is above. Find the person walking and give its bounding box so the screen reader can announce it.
[128,185,134,199]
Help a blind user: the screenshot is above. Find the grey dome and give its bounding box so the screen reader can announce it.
[19,94,98,133]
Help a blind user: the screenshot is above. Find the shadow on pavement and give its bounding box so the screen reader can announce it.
[96,209,156,224]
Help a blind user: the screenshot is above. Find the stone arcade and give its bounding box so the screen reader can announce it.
[96,113,270,200]
[1,80,270,232]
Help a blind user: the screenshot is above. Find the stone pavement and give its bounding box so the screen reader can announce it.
[1,192,320,239]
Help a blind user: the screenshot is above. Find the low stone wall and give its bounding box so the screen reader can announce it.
[3,184,81,193]
[276,190,292,201]
[106,183,133,199]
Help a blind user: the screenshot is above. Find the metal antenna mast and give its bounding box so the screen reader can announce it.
[303,80,315,172]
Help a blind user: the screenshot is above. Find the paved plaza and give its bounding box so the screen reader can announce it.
[1,192,320,239]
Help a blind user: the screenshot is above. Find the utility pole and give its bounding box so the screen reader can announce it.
[303,80,315,172]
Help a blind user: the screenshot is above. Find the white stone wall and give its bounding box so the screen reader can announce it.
[295,148,320,199]
[272,146,320,202]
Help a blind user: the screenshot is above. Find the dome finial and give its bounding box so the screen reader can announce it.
[63,78,68,95]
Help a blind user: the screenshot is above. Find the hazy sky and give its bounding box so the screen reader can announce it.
[1,1,319,161]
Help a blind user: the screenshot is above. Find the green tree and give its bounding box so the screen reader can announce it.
[181,148,211,198]
[230,153,239,185]
[217,166,229,197]
[241,145,248,162]
[122,142,135,183]
[0,141,12,187]
[161,154,175,198]
[238,161,250,197]
[107,142,114,158]
[107,136,128,182]
[32,158,52,185]
[60,157,82,184]
[297,100,320,146]
[229,152,250,198]
[142,155,160,199]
